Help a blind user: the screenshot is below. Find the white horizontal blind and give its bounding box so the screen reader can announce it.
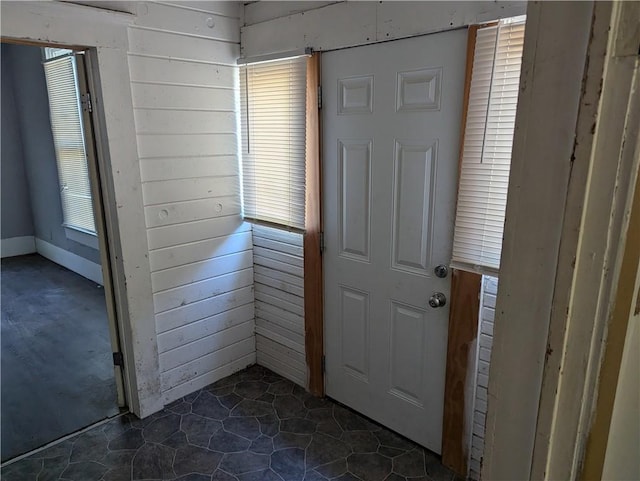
[240,56,307,230]
[43,49,96,234]
[452,18,526,274]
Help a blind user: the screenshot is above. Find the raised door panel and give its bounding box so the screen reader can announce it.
[392,140,437,275]
[389,301,427,407]
[340,286,370,382]
[338,75,374,115]
[396,68,442,112]
[338,140,372,262]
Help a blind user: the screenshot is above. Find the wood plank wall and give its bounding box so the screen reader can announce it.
[127,1,255,404]
[253,225,307,387]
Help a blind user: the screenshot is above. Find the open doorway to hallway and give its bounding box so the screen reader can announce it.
[1,42,124,461]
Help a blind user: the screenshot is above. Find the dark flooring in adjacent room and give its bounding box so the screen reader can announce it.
[0,365,459,481]
[1,254,119,462]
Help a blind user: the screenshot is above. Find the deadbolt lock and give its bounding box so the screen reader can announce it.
[434,264,448,278]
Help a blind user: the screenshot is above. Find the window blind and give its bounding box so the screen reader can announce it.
[240,56,307,230]
[451,17,526,274]
[43,49,96,234]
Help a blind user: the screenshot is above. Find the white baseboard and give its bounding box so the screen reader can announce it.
[35,238,103,285]
[1,236,36,258]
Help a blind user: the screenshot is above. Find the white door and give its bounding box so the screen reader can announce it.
[323,29,466,453]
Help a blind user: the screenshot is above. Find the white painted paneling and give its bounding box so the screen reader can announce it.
[129,55,235,86]
[147,217,249,251]
[142,176,238,205]
[128,27,238,65]
[253,225,306,387]
[256,302,305,335]
[152,250,253,292]
[144,196,241,228]
[156,286,254,334]
[127,1,252,405]
[158,303,254,353]
[149,232,251,272]
[61,1,137,15]
[243,1,339,26]
[153,269,253,314]
[256,335,306,387]
[160,321,254,372]
[241,1,526,58]
[161,338,255,394]
[132,82,236,110]
[159,1,241,19]
[469,275,498,480]
[133,2,240,42]
[139,155,238,183]
[136,133,237,158]
[134,109,236,135]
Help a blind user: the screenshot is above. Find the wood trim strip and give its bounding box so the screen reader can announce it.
[442,269,482,475]
[304,52,324,396]
[441,25,483,477]
[1,37,85,49]
[455,24,479,182]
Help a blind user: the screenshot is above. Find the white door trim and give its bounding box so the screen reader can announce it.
[531,2,640,478]
[483,1,640,479]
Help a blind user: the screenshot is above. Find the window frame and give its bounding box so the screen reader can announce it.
[239,54,309,232]
[42,47,98,236]
[450,16,526,276]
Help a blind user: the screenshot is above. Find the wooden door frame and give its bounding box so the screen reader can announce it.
[76,49,127,407]
[304,52,324,396]
[483,2,640,478]
[440,24,487,476]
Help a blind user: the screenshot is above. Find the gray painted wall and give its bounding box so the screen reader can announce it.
[1,45,35,240]
[3,44,100,264]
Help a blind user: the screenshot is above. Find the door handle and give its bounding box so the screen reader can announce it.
[429,292,447,308]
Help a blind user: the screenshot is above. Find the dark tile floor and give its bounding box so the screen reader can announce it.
[1,365,457,481]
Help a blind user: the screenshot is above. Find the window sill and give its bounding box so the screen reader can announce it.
[64,226,99,250]
[244,217,306,235]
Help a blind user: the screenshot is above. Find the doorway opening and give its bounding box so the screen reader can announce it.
[1,42,125,461]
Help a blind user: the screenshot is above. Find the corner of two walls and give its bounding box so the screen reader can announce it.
[127,1,262,406]
[126,2,309,404]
